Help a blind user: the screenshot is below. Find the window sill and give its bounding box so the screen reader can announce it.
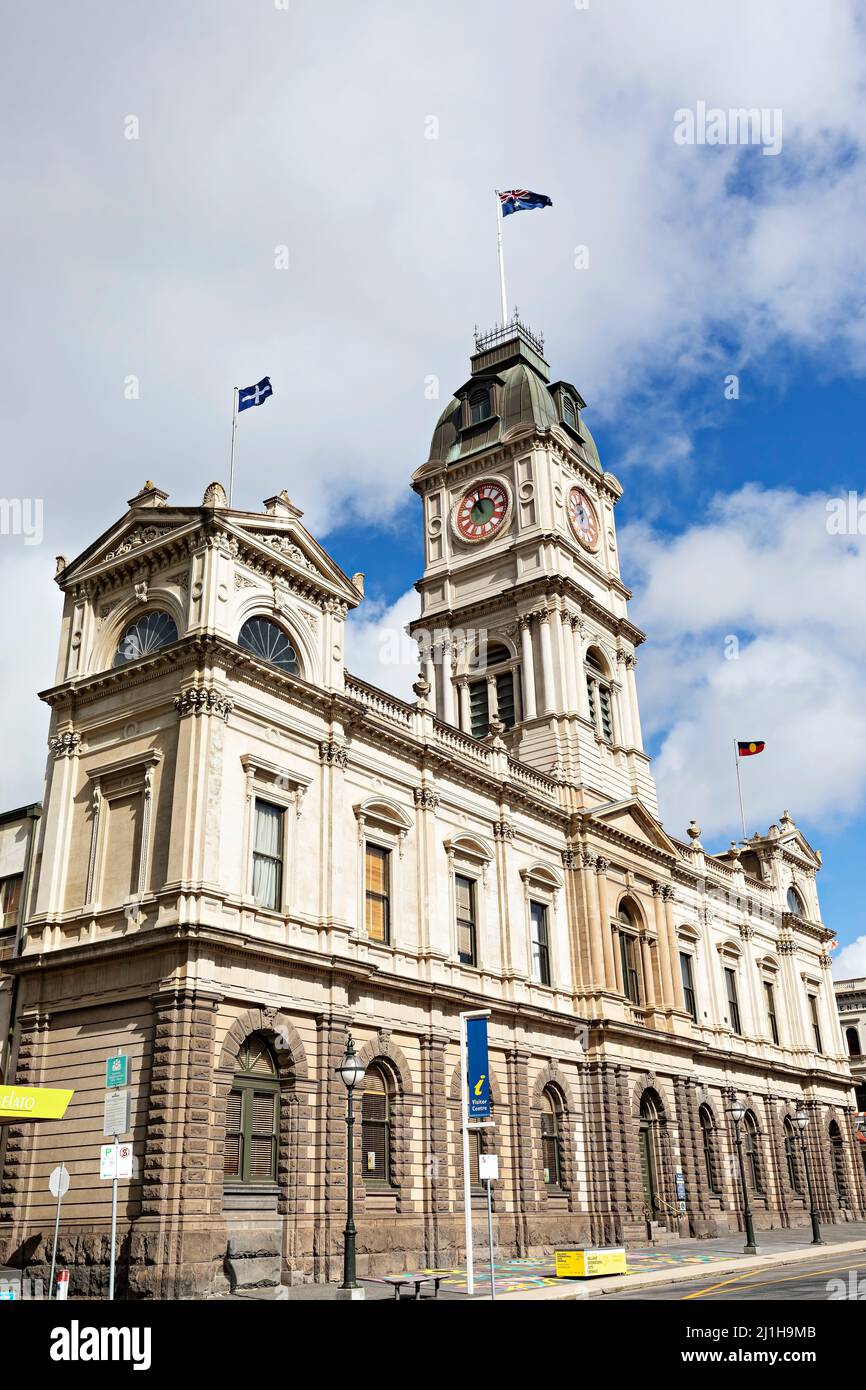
[223,1182,279,1212]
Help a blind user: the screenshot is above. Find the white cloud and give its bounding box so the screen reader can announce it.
[833,937,866,980]
[624,485,866,841]
[343,589,419,699]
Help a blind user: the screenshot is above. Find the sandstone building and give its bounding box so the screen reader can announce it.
[0,320,861,1297]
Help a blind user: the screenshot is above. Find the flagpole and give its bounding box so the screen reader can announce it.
[495,190,507,325]
[228,386,238,508]
[733,740,747,843]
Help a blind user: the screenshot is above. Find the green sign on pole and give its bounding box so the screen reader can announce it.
[105,1055,129,1089]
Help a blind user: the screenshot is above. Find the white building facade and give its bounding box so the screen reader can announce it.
[0,321,861,1297]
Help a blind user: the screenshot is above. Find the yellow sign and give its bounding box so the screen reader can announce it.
[0,1086,74,1121]
[555,1247,627,1278]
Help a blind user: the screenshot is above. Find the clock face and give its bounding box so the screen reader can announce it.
[452,479,512,544]
[567,487,600,551]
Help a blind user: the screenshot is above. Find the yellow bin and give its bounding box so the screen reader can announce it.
[555,1247,627,1278]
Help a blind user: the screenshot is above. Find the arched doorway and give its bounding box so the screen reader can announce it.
[829,1121,848,1209]
[639,1091,661,1223]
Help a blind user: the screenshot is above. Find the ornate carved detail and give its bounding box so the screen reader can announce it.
[595,855,609,874]
[662,884,676,902]
[778,938,797,955]
[651,880,665,897]
[414,786,440,810]
[49,731,82,758]
[299,608,319,634]
[319,741,348,768]
[819,953,832,970]
[104,525,172,561]
[174,687,233,721]
[581,850,595,870]
[517,613,533,632]
[494,820,515,841]
[251,532,318,572]
[561,849,578,870]
[97,595,125,627]
[234,570,259,591]
[739,924,754,941]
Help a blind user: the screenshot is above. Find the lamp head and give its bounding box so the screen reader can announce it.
[337,1032,366,1091]
[729,1096,746,1124]
[795,1107,809,1133]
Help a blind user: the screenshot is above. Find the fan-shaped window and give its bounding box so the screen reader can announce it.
[114,611,178,666]
[541,1088,563,1187]
[224,1035,279,1186]
[468,389,492,425]
[786,886,805,917]
[699,1105,720,1195]
[485,643,511,668]
[362,1066,391,1184]
[847,1027,862,1057]
[238,617,299,673]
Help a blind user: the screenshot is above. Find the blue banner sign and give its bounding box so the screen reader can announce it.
[466,1017,491,1119]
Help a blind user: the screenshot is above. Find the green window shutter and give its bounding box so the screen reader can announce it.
[469,680,489,738]
[225,1088,243,1178]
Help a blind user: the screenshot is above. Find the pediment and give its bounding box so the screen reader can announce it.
[59,509,200,586]
[586,799,682,857]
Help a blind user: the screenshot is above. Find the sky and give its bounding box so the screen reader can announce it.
[2,0,866,968]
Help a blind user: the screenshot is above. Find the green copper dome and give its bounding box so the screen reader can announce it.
[427,321,600,473]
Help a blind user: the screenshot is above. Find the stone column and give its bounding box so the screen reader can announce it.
[440,639,456,726]
[315,1012,353,1282]
[561,609,578,712]
[574,618,591,720]
[519,616,537,720]
[538,610,556,715]
[596,858,617,991]
[664,886,686,1011]
[616,653,635,748]
[507,1046,534,1252]
[580,851,604,990]
[625,655,644,750]
[457,679,471,733]
[651,882,677,1008]
[420,1033,448,1266]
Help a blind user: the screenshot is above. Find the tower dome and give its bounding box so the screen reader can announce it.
[427,318,600,474]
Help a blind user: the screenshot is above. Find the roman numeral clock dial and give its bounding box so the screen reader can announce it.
[452,479,512,544]
[566,486,600,552]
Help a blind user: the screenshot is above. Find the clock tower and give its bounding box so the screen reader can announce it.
[410,316,657,813]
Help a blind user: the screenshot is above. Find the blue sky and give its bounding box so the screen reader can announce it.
[2,0,866,969]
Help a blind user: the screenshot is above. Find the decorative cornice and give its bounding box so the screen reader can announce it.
[48,731,82,759]
[174,687,233,722]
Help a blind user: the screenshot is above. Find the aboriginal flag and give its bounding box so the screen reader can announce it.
[737,741,765,757]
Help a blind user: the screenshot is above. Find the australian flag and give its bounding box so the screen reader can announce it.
[499,189,553,217]
[238,376,273,412]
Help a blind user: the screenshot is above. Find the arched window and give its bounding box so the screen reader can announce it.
[743,1111,763,1193]
[468,389,492,425]
[114,611,178,666]
[618,903,641,1004]
[783,1117,802,1194]
[224,1036,279,1186]
[468,642,519,736]
[847,1027,861,1057]
[361,1066,391,1185]
[585,648,614,743]
[786,886,805,917]
[541,1088,563,1188]
[699,1105,720,1195]
[238,617,299,673]
[829,1121,848,1206]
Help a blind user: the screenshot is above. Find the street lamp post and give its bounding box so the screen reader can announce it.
[335,1032,366,1301]
[794,1105,824,1246]
[728,1095,759,1255]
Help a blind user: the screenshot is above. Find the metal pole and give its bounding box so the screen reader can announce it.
[734,740,747,842]
[228,387,239,508]
[109,1136,119,1300]
[733,1119,758,1253]
[800,1129,824,1245]
[495,191,507,326]
[48,1163,67,1299]
[340,1085,358,1289]
[485,1178,496,1301]
[459,1014,474,1296]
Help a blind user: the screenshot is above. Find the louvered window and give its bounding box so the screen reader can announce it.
[585,650,614,743]
[224,1036,279,1185]
[541,1090,562,1187]
[469,680,490,738]
[495,671,516,728]
[455,874,477,966]
[362,1068,390,1184]
[364,844,390,943]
